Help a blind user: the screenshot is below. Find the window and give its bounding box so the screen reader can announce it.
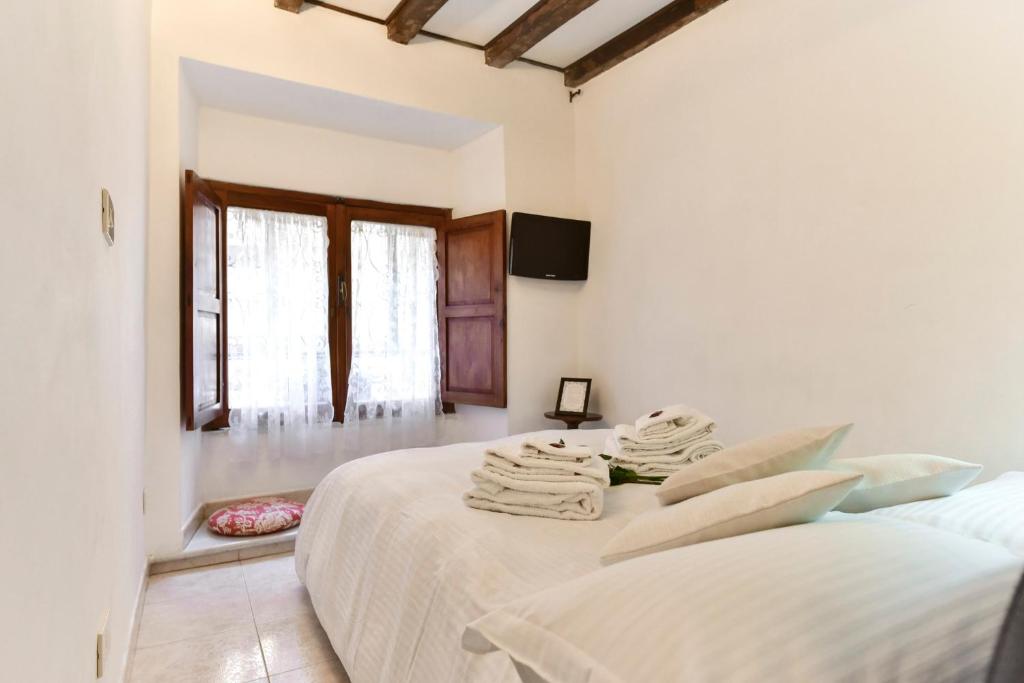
[225,207,334,429]
[181,172,508,431]
[345,220,441,421]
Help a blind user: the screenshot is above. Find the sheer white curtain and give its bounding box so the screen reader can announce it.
[226,207,334,431]
[345,221,441,423]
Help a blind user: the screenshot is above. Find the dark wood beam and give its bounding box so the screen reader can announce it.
[274,0,305,13]
[485,0,600,69]
[564,0,728,87]
[386,0,450,45]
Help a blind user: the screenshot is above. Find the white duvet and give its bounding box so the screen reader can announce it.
[296,430,1024,683]
[295,429,656,683]
[466,516,1023,683]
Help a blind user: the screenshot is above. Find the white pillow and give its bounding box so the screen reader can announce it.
[830,453,982,513]
[656,424,853,505]
[602,470,862,564]
[868,471,1024,555]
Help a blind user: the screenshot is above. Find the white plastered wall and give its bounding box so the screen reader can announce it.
[0,0,150,679]
[573,0,1024,478]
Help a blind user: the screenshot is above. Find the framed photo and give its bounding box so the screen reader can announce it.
[555,377,592,417]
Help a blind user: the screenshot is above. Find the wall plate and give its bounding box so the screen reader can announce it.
[101,188,115,246]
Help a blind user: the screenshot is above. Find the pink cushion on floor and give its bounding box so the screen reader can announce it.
[207,497,304,536]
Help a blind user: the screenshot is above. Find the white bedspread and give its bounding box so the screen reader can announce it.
[295,429,656,683]
[466,514,1024,683]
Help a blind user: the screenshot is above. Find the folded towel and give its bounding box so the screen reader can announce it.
[520,437,592,461]
[614,422,716,456]
[605,434,724,476]
[464,468,604,520]
[484,450,610,487]
[634,405,710,439]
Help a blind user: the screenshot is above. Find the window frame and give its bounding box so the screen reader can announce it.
[339,203,451,422]
[201,178,452,427]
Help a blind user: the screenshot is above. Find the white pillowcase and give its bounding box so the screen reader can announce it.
[656,424,853,505]
[601,470,862,564]
[830,453,982,513]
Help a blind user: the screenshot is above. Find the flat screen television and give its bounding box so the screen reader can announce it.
[509,212,591,281]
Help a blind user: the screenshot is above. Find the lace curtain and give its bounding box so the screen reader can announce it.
[345,221,441,422]
[226,207,334,431]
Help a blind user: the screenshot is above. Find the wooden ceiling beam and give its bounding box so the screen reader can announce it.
[274,0,305,13]
[485,0,600,69]
[564,0,728,88]
[386,0,451,45]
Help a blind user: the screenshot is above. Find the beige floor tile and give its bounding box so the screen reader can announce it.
[137,590,255,648]
[145,561,245,605]
[258,613,337,675]
[269,658,350,683]
[131,623,266,683]
[242,552,300,587]
[248,575,317,625]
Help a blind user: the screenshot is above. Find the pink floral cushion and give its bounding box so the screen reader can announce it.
[207,497,304,536]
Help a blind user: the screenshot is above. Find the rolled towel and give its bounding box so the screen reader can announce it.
[634,405,711,440]
[464,468,604,521]
[484,450,610,487]
[520,437,592,461]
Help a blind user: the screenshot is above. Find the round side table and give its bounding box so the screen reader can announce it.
[544,411,603,430]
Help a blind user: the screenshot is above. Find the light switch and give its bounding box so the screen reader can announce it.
[101,188,115,246]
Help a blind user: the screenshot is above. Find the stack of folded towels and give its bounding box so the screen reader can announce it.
[464,437,610,521]
[606,404,724,476]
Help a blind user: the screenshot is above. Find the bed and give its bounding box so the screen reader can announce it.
[295,429,1024,683]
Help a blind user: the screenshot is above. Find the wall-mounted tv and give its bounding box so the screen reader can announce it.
[509,212,591,281]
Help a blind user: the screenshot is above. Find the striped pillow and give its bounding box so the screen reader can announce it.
[830,453,982,513]
[603,470,862,564]
[656,424,853,505]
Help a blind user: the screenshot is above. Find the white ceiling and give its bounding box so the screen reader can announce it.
[327,0,674,68]
[182,59,497,150]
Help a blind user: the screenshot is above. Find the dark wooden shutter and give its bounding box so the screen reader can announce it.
[438,210,507,408]
[182,170,228,430]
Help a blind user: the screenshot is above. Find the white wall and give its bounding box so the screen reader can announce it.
[574,0,1024,477]
[199,108,456,205]
[193,108,510,503]
[0,0,149,680]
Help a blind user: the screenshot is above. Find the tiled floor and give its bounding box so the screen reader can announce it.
[130,553,350,683]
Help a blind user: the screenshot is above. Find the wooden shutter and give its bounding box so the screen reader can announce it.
[438,210,507,408]
[182,170,228,430]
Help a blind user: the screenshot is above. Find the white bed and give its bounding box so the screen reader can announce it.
[295,429,1024,683]
[295,429,651,682]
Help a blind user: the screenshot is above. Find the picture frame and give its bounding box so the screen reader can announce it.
[555,377,592,417]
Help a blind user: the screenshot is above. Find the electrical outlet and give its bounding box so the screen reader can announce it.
[96,610,110,679]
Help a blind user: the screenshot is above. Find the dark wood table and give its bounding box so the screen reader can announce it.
[544,411,603,430]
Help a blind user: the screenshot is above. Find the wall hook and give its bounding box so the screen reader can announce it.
[569,89,582,103]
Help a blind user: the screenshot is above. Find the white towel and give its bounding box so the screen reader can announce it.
[606,434,724,475]
[520,437,592,461]
[484,450,610,487]
[463,468,604,521]
[614,423,716,455]
[634,405,711,439]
